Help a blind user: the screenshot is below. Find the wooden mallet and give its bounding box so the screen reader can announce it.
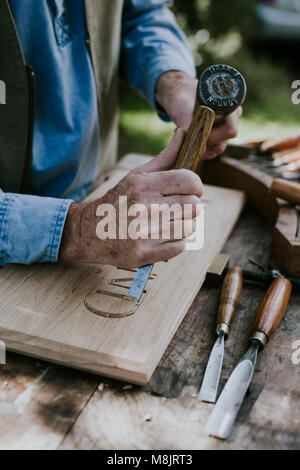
[174,64,247,172]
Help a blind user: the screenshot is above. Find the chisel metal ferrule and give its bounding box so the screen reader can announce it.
[216,322,230,337]
[250,331,268,349]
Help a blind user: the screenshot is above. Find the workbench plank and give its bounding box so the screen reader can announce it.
[0,354,99,450]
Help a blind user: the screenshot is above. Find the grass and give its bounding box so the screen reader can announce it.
[119,87,175,158]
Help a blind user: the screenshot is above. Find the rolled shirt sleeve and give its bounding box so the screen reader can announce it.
[122,0,196,120]
[0,191,72,265]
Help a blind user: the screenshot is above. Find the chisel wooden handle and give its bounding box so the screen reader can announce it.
[216,267,243,337]
[271,179,300,206]
[273,147,300,159]
[261,133,300,153]
[174,106,215,171]
[251,277,292,348]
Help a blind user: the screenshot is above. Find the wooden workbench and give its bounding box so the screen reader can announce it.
[0,207,299,450]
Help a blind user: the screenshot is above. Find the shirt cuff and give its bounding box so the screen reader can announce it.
[0,193,73,266]
[140,48,196,122]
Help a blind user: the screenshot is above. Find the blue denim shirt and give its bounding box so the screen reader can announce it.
[0,0,195,266]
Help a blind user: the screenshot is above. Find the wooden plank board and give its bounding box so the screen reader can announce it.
[0,154,245,385]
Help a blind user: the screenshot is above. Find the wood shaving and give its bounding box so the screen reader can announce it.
[122,384,132,391]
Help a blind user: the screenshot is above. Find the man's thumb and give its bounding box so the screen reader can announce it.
[138,128,186,173]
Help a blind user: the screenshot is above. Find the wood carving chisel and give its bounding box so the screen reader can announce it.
[269,148,300,168]
[281,170,300,181]
[199,267,243,403]
[205,277,292,440]
[260,132,300,153]
[128,64,247,301]
[271,178,300,205]
[276,160,300,174]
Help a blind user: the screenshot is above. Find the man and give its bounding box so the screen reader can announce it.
[0,0,241,269]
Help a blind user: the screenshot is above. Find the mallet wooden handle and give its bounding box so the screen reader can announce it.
[174,106,215,172]
[271,179,300,206]
[251,278,292,347]
[216,267,243,337]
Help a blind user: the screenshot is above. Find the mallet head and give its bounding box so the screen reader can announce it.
[197,64,246,115]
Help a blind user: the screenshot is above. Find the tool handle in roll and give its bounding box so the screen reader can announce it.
[271,179,300,206]
[216,267,243,336]
[261,133,300,153]
[174,106,215,172]
[252,278,292,344]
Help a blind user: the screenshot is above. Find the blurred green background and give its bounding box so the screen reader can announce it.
[119,0,300,158]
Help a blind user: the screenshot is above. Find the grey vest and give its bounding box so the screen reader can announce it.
[0,0,123,193]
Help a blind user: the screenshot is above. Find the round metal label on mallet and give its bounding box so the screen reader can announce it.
[197,64,246,115]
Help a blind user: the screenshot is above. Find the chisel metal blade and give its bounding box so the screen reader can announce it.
[204,344,258,440]
[127,264,153,301]
[198,333,225,403]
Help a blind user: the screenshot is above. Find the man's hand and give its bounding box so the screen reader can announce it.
[59,129,203,268]
[156,71,242,160]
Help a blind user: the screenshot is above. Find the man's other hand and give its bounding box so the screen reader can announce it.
[59,129,203,268]
[156,71,242,160]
